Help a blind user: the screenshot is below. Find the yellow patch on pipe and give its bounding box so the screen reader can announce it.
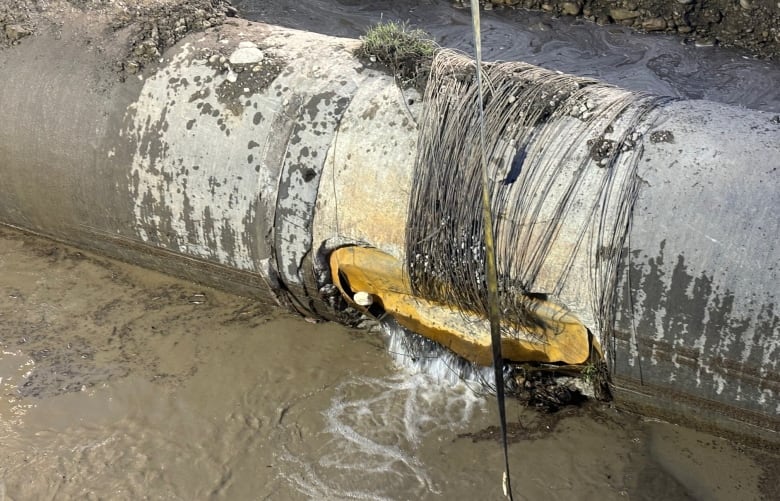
[330,246,595,366]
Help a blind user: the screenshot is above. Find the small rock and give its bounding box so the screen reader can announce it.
[484,2,494,10]
[251,65,262,72]
[4,24,31,42]
[642,17,667,31]
[694,37,716,47]
[353,292,373,306]
[677,0,694,3]
[208,54,220,65]
[739,0,754,9]
[561,2,581,16]
[610,8,641,20]
[238,41,258,49]
[226,70,238,83]
[229,47,264,65]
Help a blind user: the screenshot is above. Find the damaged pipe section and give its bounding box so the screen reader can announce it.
[0,20,777,442]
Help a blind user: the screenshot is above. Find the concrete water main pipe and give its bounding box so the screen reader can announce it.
[0,19,777,444]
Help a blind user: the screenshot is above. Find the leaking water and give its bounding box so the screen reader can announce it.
[382,317,495,389]
[234,0,780,113]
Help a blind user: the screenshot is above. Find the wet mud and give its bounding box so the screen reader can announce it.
[4,0,780,112]
[4,0,779,65]
[1,226,777,500]
[235,0,780,113]
[0,0,233,77]
[477,0,780,60]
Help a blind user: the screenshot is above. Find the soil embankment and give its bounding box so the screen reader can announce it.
[476,0,780,60]
[4,0,779,61]
[0,0,233,77]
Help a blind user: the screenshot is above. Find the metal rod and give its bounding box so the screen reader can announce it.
[468,1,515,499]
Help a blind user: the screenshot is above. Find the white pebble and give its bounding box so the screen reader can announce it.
[353,292,374,306]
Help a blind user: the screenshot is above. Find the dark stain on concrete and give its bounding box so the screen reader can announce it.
[616,240,777,415]
[200,102,214,116]
[181,179,198,245]
[219,219,237,263]
[202,206,216,251]
[302,167,316,182]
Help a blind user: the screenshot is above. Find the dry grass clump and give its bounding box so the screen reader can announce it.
[356,21,437,88]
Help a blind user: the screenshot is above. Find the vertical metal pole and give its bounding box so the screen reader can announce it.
[468,1,514,499]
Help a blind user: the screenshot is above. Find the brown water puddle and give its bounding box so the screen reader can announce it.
[0,226,776,500]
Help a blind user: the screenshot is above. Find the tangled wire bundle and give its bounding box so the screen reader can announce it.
[405,50,673,364]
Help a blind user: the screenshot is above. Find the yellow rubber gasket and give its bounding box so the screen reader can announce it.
[330,246,596,366]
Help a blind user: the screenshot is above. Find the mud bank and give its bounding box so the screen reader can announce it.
[0,0,235,76]
[4,0,780,62]
[472,0,780,60]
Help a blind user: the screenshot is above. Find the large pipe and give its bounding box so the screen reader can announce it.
[0,20,777,443]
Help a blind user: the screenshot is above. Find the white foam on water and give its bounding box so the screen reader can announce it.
[279,369,486,499]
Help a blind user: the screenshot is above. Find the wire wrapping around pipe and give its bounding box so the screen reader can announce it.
[406,49,673,369]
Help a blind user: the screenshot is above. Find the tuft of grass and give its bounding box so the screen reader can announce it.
[356,21,437,88]
[581,363,599,383]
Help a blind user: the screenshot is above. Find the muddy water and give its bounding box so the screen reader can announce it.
[235,0,780,113]
[0,227,776,499]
